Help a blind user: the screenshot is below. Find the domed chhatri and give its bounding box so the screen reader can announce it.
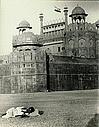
[69,5,88,17]
[17,20,32,29]
[69,5,88,29]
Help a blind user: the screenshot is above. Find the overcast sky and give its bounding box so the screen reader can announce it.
[0,0,99,55]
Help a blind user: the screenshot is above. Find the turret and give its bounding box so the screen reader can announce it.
[64,7,68,33]
[16,20,32,35]
[39,13,44,35]
[69,5,88,30]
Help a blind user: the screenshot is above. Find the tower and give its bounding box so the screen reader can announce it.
[69,5,88,30]
[64,6,68,33]
[39,13,44,35]
[12,20,46,93]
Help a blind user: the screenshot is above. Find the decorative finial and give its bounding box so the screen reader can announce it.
[77,4,79,7]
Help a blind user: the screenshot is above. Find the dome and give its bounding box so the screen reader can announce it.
[69,5,88,17]
[72,6,85,15]
[18,32,38,43]
[95,20,99,26]
[17,20,32,29]
[19,20,30,27]
[13,32,43,47]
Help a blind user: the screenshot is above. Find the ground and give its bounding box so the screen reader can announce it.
[0,89,98,127]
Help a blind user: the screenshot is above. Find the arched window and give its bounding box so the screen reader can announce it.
[79,39,86,47]
[89,40,93,47]
[79,49,87,58]
[68,40,74,49]
[19,49,22,52]
[58,47,60,52]
[62,47,65,50]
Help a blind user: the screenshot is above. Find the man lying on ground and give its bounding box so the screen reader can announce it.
[1,106,43,118]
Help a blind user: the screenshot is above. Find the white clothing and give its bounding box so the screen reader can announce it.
[2,106,24,118]
[29,109,40,117]
[2,107,15,118]
[2,107,40,118]
[15,107,24,116]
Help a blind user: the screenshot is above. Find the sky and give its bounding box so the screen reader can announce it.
[0,0,99,55]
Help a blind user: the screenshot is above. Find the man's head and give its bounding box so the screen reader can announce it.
[27,107,35,114]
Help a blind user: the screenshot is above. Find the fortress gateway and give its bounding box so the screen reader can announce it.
[0,5,98,93]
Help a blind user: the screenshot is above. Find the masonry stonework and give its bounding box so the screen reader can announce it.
[0,5,98,93]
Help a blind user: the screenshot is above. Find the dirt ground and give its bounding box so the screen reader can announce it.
[0,89,98,127]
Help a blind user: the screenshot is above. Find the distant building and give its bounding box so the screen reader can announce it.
[0,5,98,93]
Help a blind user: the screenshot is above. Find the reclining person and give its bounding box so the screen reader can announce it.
[2,106,43,118]
[21,107,40,117]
